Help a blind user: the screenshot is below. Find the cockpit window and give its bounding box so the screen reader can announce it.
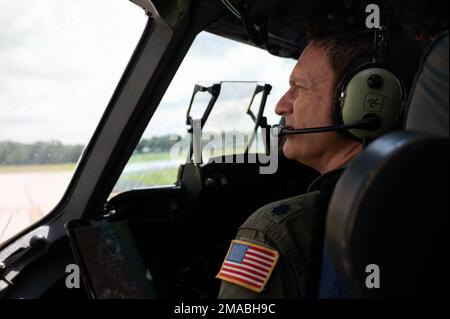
[0,0,146,244]
[187,81,270,162]
[112,31,295,195]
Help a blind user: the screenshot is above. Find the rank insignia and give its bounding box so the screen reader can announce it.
[271,203,291,216]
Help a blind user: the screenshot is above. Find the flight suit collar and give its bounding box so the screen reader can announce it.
[307,167,346,192]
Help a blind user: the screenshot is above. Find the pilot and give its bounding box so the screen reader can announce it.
[216,22,423,298]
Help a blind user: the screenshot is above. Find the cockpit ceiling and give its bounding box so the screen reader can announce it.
[151,0,449,59]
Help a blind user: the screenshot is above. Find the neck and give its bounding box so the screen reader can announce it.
[315,141,363,174]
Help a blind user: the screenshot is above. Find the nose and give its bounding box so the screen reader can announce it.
[275,89,294,116]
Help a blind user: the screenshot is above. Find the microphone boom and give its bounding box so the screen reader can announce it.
[280,116,380,135]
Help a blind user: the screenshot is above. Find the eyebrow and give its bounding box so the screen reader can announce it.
[290,77,311,87]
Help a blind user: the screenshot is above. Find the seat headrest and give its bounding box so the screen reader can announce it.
[406,31,449,137]
[326,131,449,298]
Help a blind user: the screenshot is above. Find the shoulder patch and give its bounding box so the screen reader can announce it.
[216,239,279,293]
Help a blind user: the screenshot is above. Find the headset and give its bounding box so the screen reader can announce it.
[281,28,407,141]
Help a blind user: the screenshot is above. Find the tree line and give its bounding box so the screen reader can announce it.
[0,135,180,165]
[1,132,255,165]
[135,132,256,153]
[0,141,85,165]
[135,134,183,153]
[136,132,259,153]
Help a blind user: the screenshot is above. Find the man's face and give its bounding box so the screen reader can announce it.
[275,41,349,171]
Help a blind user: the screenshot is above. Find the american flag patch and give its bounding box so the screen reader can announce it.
[216,240,279,293]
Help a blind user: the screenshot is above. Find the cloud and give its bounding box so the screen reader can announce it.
[0,0,146,144]
[0,1,295,145]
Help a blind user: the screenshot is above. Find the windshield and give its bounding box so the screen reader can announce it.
[111,31,295,194]
[186,81,270,162]
[0,0,147,244]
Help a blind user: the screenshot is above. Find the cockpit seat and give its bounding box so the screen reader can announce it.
[323,31,449,298]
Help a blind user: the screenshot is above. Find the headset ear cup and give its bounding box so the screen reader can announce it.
[333,82,356,140]
[335,63,405,140]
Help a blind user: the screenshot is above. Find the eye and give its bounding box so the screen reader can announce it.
[295,85,304,94]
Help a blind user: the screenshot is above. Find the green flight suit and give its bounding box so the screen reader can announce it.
[218,168,344,299]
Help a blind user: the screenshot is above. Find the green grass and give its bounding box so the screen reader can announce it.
[128,152,172,162]
[119,167,179,187]
[0,163,76,173]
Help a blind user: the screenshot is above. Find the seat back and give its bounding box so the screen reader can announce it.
[406,31,449,138]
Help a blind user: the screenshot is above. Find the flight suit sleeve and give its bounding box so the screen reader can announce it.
[218,227,301,299]
[217,191,322,299]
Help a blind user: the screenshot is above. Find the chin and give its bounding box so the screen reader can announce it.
[283,141,310,167]
[282,142,297,161]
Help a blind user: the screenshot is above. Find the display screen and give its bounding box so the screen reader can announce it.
[68,219,156,299]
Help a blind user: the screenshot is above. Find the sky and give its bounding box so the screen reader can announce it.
[0,0,296,145]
